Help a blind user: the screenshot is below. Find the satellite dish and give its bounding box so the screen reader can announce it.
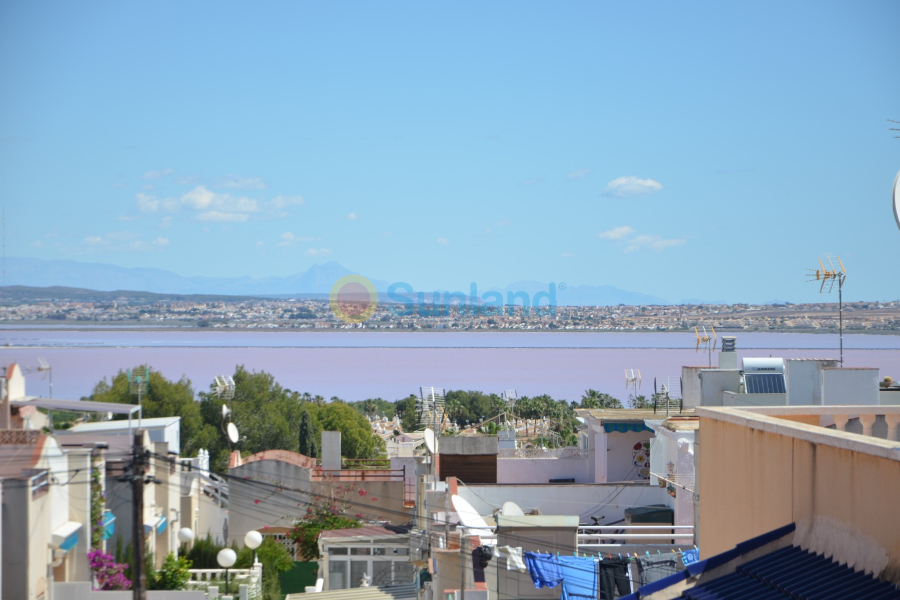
[227,422,240,444]
[451,494,491,530]
[222,404,231,419]
[501,501,525,516]
[423,428,436,454]
[893,168,900,234]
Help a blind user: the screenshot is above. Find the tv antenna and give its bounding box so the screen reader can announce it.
[501,389,517,410]
[807,256,847,365]
[215,375,240,447]
[22,358,53,398]
[127,367,150,404]
[695,326,717,367]
[890,118,900,139]
[418,387,446,432]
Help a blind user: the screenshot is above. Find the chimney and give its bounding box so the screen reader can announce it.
[719,336,738,369]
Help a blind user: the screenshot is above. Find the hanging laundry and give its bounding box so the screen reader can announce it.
[680,548,700,566]
[524,552,563,589]
[557,556,598,600]
[499,546,526,571]
[598,557,631,600]
[636,554,681,585]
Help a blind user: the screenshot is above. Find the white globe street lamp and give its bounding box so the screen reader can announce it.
[177,528,194,544]
[245,530,263,565]
[217,547,238,593]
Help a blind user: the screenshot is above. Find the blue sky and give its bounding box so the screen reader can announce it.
[1,1,898,303]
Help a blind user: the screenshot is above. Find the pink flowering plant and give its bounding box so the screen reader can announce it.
[88,548,131,590]
[288,478,376,561]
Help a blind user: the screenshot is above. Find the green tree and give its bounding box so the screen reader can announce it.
[394,395,418,432]
[629,394,654,409]
[310,401,385,459]
[88,366,204,456]
[578,389,623,409]
[298,409,319,458]
[197,366,307,470]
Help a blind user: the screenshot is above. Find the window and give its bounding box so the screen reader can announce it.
[329,561,348,590]
[329,548,348,555]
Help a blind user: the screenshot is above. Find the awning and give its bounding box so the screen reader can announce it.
[603,422,654,434]
[144,515,161,537]
[102,511,116,541]
[51,521,83,552]
[10,397,140,415]
[157,515,167,535]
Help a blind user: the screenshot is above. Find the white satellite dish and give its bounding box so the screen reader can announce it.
[227,422,240,444]
[222,404,231,419]
[501,501,525,516]
[423,428,436,454]
[893,168,900,234]
[451,494,496,545]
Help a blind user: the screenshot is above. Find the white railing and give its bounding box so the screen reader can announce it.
[186,564,262,599]
[577,525,694,547]
[498,447,588,459]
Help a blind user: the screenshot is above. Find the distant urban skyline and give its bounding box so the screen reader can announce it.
[1,1,898,304]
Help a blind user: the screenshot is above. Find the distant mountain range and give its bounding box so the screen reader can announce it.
[3,257,671,306]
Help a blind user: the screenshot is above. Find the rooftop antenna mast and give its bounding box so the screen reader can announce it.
[807,256,847,366]
[418,386,445,433]
[695,326,717,367]
[625,369,641,399]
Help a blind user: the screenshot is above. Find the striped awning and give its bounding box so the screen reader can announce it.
[603,422,654,434]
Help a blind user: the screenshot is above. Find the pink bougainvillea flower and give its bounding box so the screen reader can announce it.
[263,526,269,530]
[371,497,378,501]
[254,499,261,504]
[355,513,363,518]
[358,489,367,496]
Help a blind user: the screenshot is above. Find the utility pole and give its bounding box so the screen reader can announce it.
[132,430,147,600]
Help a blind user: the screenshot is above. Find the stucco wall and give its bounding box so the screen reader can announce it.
[457,483,668,524]
[496,456,590,483]
[607,430,653,482]
[822,368,879,405]
[785,359,837,405]
[698,417,900,580]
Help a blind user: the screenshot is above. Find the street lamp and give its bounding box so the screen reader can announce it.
[217,548,237,594]
[176,527,194,558]
[244,530,263,564]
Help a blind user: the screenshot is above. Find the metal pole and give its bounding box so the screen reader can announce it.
[133,430,147,600]
[459,536,466,600]
[839,278,844,366]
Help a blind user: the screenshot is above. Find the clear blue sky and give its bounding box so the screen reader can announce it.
[1,1,898,303]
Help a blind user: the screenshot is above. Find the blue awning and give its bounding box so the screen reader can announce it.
[157,515,167,535]
[102,511,116,541]
[603,422,653,434]
[51,521,83,552]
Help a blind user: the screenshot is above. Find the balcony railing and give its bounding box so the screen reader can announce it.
[498,447,588,459]
[577,525,694,548]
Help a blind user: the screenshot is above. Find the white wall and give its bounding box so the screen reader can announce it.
[681,366,706,408]
[822,368,879,405]
[55,583,206,600]
[606,430,652,482]
[699,370,742,406]
[785,359,837,405]
[497,457,590,484]
[457,483,670,524]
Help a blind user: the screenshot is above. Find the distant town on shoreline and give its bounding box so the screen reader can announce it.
[1,285,898,333]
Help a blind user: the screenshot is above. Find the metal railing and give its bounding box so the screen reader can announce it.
[577,525,694,547]
[186,564,262,599]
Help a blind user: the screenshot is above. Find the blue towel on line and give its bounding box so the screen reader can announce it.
[524,552,563,589]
